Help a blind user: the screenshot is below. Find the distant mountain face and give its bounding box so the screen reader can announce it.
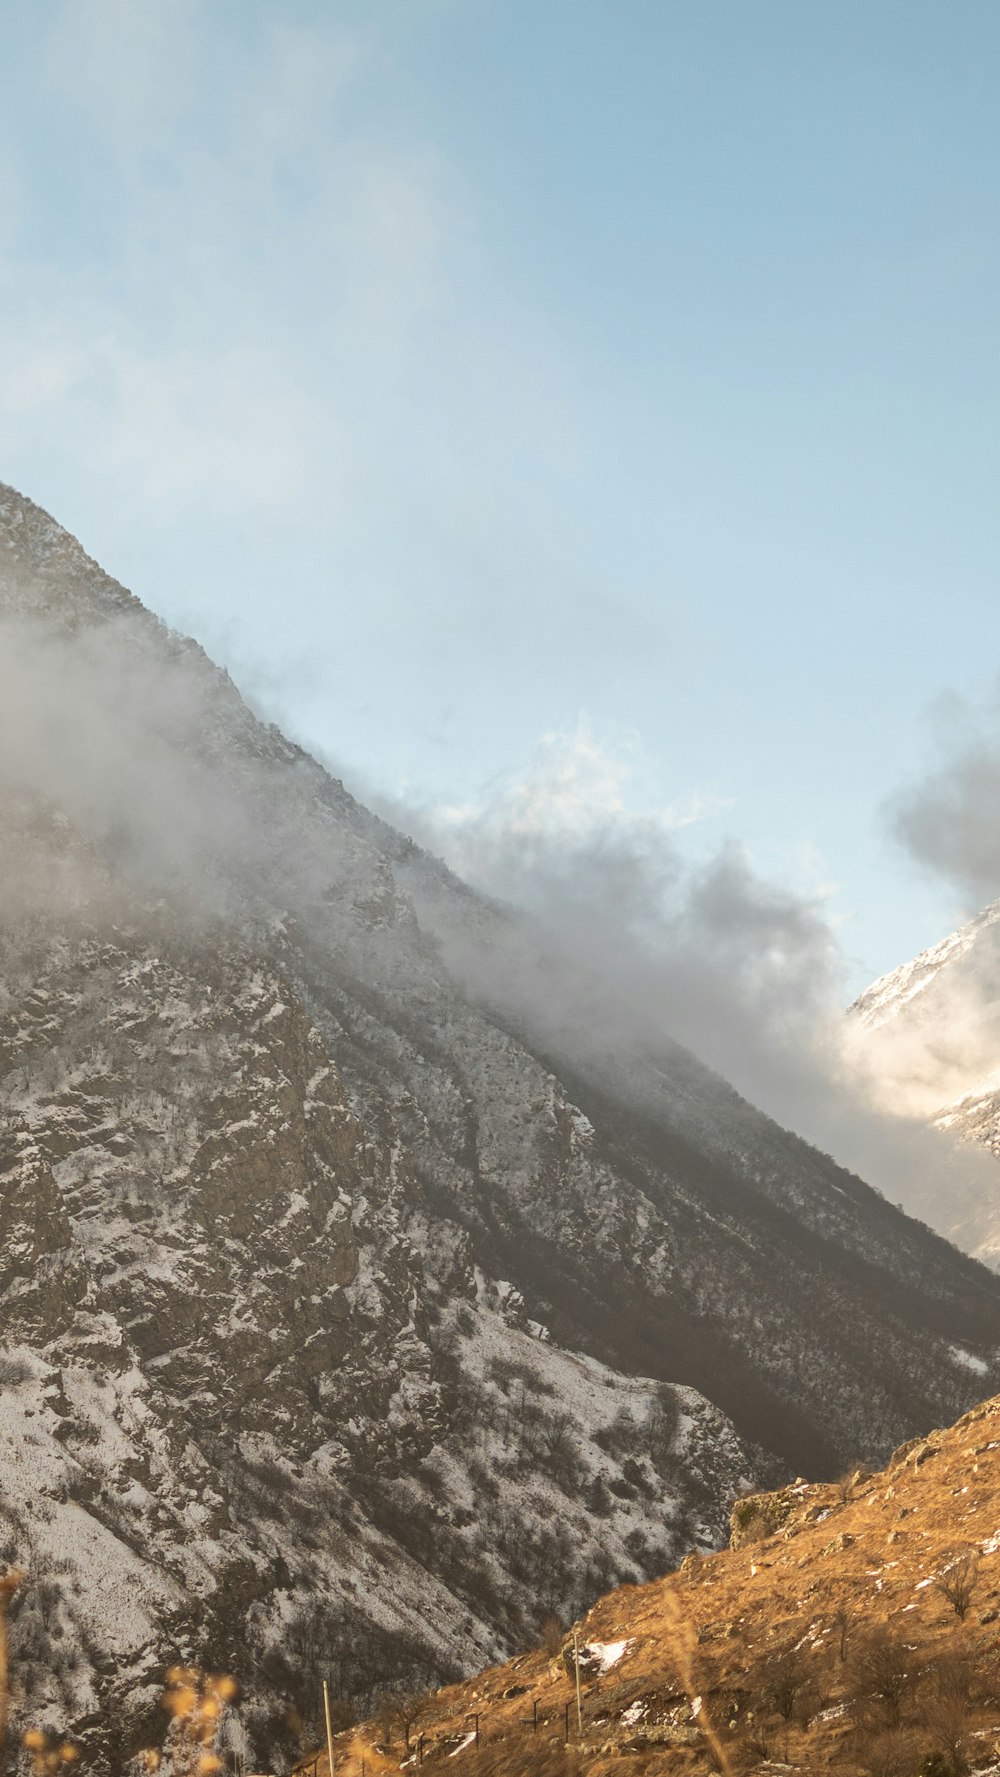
[3,484,1000,1773]
[848,904,1000,1264]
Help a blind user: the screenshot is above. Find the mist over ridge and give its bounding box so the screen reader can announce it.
[1,479,997,1262]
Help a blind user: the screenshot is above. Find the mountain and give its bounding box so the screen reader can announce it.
[3,483,1000,1771]
[336,1388,1000,1776]
[849,902,1000,1263]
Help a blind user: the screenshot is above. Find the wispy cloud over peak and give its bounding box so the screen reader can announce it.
[431,718,730,863]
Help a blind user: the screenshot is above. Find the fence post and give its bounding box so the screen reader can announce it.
[322,1680,336,1777]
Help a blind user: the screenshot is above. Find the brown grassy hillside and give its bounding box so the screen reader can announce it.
[317,1393,1000,1776]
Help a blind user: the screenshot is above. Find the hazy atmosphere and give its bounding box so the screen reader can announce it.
[5,2,1000,994]
[11,10,1000,1775]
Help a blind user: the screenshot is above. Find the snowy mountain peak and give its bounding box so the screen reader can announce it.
[848,901,1000,1264]
[850,899,1000,1034]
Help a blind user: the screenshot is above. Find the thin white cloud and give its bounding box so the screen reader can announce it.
[0,6,455,518]
[43,0,199,141]
[432,720,730,854]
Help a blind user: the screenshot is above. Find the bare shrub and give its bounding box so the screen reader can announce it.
[849,1629,922,1729]
[921,1699,969,1775]
[0,1356,32,1388]
[936,1551,979,1621]
[730,1503,773,1545]
[33,1582,60,1632]
[758,1646,810,1722]
[932,1652,974,1707]
[739,1726,772,1765]
[539,1614,564,1658]
[375,1689,430,1752]
[646,1386,680,1466]
[847,1724,920,1777]
[920,1652,974,1775]
[832,1604,854,1661]
[584,1473,613,1518]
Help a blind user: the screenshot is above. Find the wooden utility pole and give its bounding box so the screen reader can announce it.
[0,1572,23,1777]
[322,1680,336,1777]
[572,1628,583,1734]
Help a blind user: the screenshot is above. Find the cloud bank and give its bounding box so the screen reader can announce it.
[891,682,1000,909]
[2,575,998,1263]
[371,722,1000,1257]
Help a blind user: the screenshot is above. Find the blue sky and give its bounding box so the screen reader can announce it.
[3,0,1000,991]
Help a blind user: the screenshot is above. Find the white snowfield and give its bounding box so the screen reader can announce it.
[583,1638,633,1674]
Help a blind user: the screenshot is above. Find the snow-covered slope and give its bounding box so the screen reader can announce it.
[0,844,759,1771]
[849,903,1000,1261]
[3,484,1000,1773]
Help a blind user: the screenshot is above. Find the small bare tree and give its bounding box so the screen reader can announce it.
[849,1630,921,1730]
[922,1651,973,1775]
[846,1724,918,1777]
[377,1690,429,1752]
[923,1694,970,1774]
[832,1604,853,1662]
[936,1551,979,1621]
[762,1647,810,1723]
[932,1651,974,1707]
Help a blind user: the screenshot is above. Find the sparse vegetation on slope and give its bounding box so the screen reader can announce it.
[322,1392,1000,1776]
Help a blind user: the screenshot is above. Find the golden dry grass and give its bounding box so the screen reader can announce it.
[318,1393,1000,1776]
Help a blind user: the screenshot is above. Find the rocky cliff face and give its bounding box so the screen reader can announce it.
[0,840,755,1771]
[2,484,1000,1773]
